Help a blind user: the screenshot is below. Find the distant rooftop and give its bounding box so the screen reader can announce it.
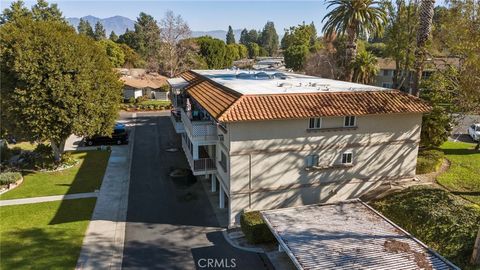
[193,69,389,95]
[262,200,459,270]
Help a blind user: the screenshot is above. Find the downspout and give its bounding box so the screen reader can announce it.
[249,154,252,209]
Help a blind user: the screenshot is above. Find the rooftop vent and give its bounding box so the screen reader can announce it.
[278,82,293,87]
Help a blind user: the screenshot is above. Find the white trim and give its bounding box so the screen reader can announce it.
[341,151,353,164]
[343,116,356,127]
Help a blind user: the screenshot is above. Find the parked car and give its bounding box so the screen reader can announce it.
[85,123,128,146]
[468,123,480,141]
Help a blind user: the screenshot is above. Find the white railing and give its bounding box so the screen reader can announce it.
[181,136,216,175]
[181,109,218,141]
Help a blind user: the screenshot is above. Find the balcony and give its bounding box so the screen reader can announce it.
[181,136,216,176]
[181,108,218,142]
[170,110,185,133]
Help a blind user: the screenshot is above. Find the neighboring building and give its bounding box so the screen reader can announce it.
[375,57,461,90]
[118,68,169,101]
[262,200,459,270]
[168,69,430,227]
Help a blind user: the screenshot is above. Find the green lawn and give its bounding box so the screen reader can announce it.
[0,150,110,200]
[371,186,480,269]
[0,198,96,270]
[438,141,480,204]
[139,99,171,106]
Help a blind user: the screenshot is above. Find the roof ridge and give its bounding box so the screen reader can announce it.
[217,95,246,122]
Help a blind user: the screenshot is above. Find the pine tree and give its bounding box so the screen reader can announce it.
[260,21,279,56]
[77,18,94,38]
[109,30,118,42]
[226,25,235,44]
[94,21,106,41]
[239,28,248,45]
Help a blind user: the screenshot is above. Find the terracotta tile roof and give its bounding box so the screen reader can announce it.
[219,91,430,122]
[377,57,460,70]
[186,79,240,119]
[181,70,431,123]
[121,74,167,89]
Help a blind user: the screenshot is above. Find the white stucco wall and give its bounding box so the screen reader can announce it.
[223,113,423,226]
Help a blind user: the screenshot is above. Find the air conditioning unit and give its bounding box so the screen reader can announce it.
[218,134,224,141]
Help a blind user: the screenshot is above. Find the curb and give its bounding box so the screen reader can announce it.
[221,229,265,253]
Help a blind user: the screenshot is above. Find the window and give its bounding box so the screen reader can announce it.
[344,116,356,127]
[219,151,227,172]
[382,69,391,76]
[382,83,393,88]
[306,154,319,168]
[308,117,322,129]
[341,152,353,165]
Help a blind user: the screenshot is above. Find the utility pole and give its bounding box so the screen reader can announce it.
[472,227,480,265]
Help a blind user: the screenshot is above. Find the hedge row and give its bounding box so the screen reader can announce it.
[0,172,22,186]
[120,103,173,111]
[416,149,445,174]
[240,211,276,244]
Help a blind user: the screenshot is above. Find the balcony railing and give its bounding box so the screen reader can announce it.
[181,109,217,141]
[193,158,216,172]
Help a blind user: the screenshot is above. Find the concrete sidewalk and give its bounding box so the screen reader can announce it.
[76,115,135,270]
[0,192,97,206]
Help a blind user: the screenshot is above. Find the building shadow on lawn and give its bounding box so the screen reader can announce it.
[1,228,82,269]
[48,150,109,225]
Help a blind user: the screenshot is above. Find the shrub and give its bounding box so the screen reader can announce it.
[240,211,276,244]
[128,97,135,104]
[416,149,444,174]
[0,172,22,185]
[61,152,77,167]
[135,95,147,104]
[371,186,480,268]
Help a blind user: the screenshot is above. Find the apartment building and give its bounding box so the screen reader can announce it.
[375,57,460,89]
[168,70,430,227]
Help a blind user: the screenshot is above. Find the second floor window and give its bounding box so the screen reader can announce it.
[306,154,319,168]
[219,151,227,172]
[309,117,322,129]
[341,152,353,164]
[344,116,356,127]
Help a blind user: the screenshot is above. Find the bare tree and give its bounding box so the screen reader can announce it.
[158,10,191,77]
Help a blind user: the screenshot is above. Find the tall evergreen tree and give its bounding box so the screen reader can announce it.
[239,28,249,45]
[31,0,63,22]
[77,18,94,38]
[94,21,106,40]
[134,12,161,68]
[0,0,31,24]
[226,25,235,44]
[260,21,279,56]
[109,30,118,42]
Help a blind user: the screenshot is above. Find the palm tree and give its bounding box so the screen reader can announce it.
[412,0,435,96]
[352,51,379,84]
[322,0,387,82]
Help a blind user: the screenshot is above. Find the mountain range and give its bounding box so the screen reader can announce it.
[66,15,243,41]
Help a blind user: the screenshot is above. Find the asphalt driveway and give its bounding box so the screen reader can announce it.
[122,111,270,270]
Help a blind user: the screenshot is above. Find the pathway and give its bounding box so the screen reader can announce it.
[0,192,97,206]
[75,113,135,270]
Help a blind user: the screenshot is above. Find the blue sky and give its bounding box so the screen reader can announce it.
[1,1,330,32]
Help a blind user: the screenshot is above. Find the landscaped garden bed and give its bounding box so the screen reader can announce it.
[121,96,172,111]
[371,186,480,269]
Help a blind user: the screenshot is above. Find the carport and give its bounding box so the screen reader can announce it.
[261,200,459,270]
